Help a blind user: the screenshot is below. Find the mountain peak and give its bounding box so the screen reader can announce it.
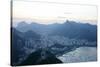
[17,21,28,27]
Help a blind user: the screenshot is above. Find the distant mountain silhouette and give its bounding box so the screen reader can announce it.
[16,21,46,33]
[50,20,97,41]
[18,49,62,66]
[15,20,97,41]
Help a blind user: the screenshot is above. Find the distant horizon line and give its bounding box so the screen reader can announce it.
[12,19,97,27]
[12,17,97,24]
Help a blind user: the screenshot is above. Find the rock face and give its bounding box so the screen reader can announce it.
[18,49,62,66]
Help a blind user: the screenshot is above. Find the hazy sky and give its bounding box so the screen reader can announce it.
[13,0,97,25]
